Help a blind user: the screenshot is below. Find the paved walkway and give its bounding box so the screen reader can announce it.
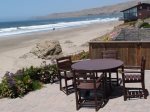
[0,71,150,112]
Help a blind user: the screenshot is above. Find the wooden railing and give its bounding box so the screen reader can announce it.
[89,41,150,69]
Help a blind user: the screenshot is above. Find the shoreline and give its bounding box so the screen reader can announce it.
[0,21,122,53]
[0,21,123,77]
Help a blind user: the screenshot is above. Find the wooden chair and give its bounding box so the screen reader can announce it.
[73,70,105,111]
[122,56,147,100]
[101,50,120,86]
[56,56,74,95]
[101,50,118,59]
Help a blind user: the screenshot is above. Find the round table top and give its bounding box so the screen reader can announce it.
[71,59,123,72]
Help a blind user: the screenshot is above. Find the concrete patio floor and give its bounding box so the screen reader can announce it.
[0,71,150,112]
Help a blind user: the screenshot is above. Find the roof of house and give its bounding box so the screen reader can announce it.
[121,2,150,12]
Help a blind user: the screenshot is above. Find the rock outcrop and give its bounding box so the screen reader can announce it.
[30,40,62,59]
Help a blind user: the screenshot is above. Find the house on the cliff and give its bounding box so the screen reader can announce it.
[121,2,150,22]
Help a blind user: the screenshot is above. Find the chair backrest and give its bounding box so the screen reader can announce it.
[137,56,146,81]
[101,50,118,59]
[141,56,146,73]
[56,56,72,70]
[73,70,97,89]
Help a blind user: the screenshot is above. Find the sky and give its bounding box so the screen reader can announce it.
[0,0,135,21]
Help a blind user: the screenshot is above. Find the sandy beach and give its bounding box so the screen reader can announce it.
[0,21,122,78]
[1,20,150,112]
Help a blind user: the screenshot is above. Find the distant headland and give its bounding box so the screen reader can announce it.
[35,0,150,19]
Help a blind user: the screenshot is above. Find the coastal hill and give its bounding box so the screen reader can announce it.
[91,17,150,42]
[36,0,150,19]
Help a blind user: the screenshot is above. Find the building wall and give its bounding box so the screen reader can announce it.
[138,9,150,19]
[137,4,150,19]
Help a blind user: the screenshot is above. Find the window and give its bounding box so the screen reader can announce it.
[124,13,129,19]
[130,8,137,13]
[123,7,138,20]
[129,8,137,17]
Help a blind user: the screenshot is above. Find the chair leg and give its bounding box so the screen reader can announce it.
[65,78,68,95]
[76,90,80,110]
[121,66,127,101]
[94,90,98,111]
[103,72,107,98]
[122,82,127,101]
[141,82,147,99]
[109,72,112,90]
[124,89,127,101]
[116,71,119,86]
[59,78,62,91]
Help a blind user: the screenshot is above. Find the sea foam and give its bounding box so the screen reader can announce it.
[0,17,118,37]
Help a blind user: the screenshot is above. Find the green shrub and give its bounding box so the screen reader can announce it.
[0,78,13,98]
[0,73,17,98]
[71,51,89,61]
[37,64,58,83]
[32,80,42,90]
[15,80,26,97]
[140,22,150,28]
[0,64,57,98]
[48,64,58,83]
[23,66,40,80]
[0,73,42,98]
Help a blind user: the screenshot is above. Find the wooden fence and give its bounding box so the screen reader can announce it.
[89,41,150,69]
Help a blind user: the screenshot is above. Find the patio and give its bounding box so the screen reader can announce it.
[0,70,149,112]
[0,41,150,112]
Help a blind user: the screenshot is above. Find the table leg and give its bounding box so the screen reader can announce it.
[103,72,113,98]
[103,72,110,98]
[109,72,112,90]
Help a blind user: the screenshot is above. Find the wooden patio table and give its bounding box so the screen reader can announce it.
[72,59,123,72]
[71,59,124,97]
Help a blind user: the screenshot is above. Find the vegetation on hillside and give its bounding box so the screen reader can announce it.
[92,17,150,41]
[139,22,150,28]
[71,51,89,61]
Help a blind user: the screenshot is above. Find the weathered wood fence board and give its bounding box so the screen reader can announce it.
[89,41,150,69]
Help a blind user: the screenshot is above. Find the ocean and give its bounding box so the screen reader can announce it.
[0,14,121,37]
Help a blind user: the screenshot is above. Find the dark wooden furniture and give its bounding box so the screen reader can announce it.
[56,56,74,95]
[73,70,104,111]
[72,59,123,72]
[101,50,118,59]
[122,56,147,100]
[101,50,119,86]
[72,59,123,111]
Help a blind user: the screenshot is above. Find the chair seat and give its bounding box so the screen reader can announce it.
[124,74,141,83]
[77,82,101,90]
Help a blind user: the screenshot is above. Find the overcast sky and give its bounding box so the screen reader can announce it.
[0,0,135,21]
